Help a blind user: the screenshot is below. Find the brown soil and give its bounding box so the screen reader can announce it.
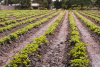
[77,12,100,45]
[78,12,100,28]
[9,15,16,20]
[0,12,56,39]
[72,12,100,67]
[29,11,69,67]
[64,28,74,67]
[63,14,74,67]
[0,12,62,67]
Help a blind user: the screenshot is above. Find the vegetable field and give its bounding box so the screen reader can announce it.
[0,10,100,67]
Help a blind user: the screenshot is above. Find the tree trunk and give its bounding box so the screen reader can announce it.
[81,3,83,10]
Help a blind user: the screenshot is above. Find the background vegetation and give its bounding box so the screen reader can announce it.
[0,0,100,10]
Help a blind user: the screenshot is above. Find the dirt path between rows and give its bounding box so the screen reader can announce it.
[0,12,56,39]
[0,12,63,67]
[72,12,100,67]
[36,11,69,67]
[78,12,100,28]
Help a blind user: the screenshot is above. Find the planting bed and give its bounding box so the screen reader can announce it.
[0,10,100,67]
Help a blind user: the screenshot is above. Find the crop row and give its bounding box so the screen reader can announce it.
[75,11,100,35]
[0,20,16,26]
[0,17,9,22]
[12,10,51,18]
[78,11,100,23]
[12,10,37,18]
[82,11,100,18]
[0,10,36,22]
[0,11,12,22]
[13,11,38,18]
[0,11,60,45]
[15,10,54,21]
[68,11,90,67]
[0,11,56,33]
[6,11,65,67]
[45,12,65,35]
[0,11,55,26]
[0,10,35,22]
[0,10,52,22]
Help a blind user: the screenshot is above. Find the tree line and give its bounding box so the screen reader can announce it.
[54,0,100,9]
[0,0,100,9]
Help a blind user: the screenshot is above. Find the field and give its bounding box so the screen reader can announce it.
[0,10,100,67]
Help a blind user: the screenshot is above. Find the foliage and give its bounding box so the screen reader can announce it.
[0,10,56,33]
[70,57,90,67]
[75,11,100,35]
[54,0,62,9]
[53,0,91,9]
[0,11,60,45]
[96,0,100,8]
[45,12,65,35]
[69,11,90,67]
[79,11,100,23]
[81,11,100,18]
[6,35,48,67]
[6,11,64,67]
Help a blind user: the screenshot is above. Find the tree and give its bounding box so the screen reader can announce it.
[20,0,31,7]
[65,0,71,9]
[43,0,48,8]
[4,0,31,8]
[48,0,52,9]
[69,0,91,10]
[96,0,100,9]
[62,0,65,9]
[54,0,62,9]
[8,0,15,5]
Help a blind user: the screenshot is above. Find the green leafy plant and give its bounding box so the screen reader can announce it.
[75,11,100,35]
[69,11,90,67]
[70,57,90,67]
[5,11,64,67]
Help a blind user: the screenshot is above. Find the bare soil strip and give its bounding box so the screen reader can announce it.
[0,12,63,67]
[72,12,100,67]
[78,12,100,28]
[35,11,69,67]
[0,12,56,39]
[63,18,73,67]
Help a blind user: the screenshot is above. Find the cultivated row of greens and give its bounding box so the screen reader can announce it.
[0,10,34,22]
[0,11,56,33]
[0,10,12,22]
[75,11,100,35]
[78,11,100,23]
[12,10,52,18]
[45,12,65,35]
[68,11,90,67]
[6,11,65,67]
[0,10,55,26]
[0,20,16,26]
[0,11,60,45]
[81,11,100,18]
